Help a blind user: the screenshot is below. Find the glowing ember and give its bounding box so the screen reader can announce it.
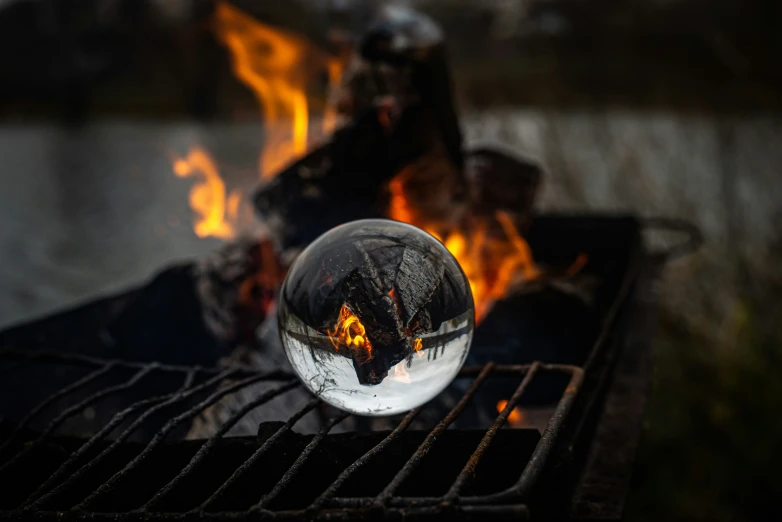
[389,171,542,322]
[173,148,242,239]
[326,304,373,361]
[497,400,525,427]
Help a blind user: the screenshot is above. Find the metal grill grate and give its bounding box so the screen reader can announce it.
[0,349,582,521]
[0,214,688,521]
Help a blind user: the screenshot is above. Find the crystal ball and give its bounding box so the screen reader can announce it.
[278,219,474,416]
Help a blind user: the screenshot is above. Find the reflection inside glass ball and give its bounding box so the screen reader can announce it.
[278,219,475,416]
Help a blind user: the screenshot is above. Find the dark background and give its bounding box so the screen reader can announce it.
[0,1,780,520]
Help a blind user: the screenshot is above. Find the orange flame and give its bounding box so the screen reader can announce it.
[215,1,343,178]
[326,304,373,360]
[173,148,242,239]
[389,171,542,322]
[497,400,525,427]
[174,3,344,240]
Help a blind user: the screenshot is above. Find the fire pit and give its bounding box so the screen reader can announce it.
[0,3,701,520]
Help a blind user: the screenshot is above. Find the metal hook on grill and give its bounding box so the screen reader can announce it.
[641,216,703,262]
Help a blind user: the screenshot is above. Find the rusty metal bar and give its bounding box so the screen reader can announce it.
[0,364,153,477]
[27,368,233,511]
[141,380,301,511]
[305,407,421,515]
[0,362,115,458]
[199,399,321,511]
[444,362,541,501]
[76,372,295,510]
[373,363,496,506]
[21,371,196,508]
[0,348,275,378]
[252,412,350,510]
[463,365,584,505]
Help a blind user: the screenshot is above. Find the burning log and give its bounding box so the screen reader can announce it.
[465,147,542,234]
[254,5,468,251]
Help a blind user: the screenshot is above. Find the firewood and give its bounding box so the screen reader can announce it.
[253,6,467,252]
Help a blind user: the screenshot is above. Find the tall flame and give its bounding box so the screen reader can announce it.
[215,1,342,178]
[174,2,343,240]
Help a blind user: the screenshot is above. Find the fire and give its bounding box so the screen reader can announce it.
[174,2,344,240]
[326,304,373,360]
[441,218,542,323]
[173,148,242,239]
[496,400,525,427]
[215,1,343,178]
[389,173,541,322]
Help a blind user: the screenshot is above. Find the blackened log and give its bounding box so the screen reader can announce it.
[343,4,464,172]
[465,147,542,234]
[105,264,221,367]
[254,6,467,252]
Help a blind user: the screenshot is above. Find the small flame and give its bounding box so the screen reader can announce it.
[497,400,525,427]
[173,148,242,239]
[390,362,411,384]
[326,304,373,360]
[413,338,424,358]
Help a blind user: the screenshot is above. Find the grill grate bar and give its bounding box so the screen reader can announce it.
[21,378,194,509]
[0,362,115,458]
[463,365,584,505]
[28,368,241,510]
[253,412,351,511]
[199,399,321,511]
[444,361,541,501]
[306,407,421,514]
[141,380,301,511]
[76,372,293,510]
[0,348,272,378]
[0,363,153,478]
[373,363,496,506]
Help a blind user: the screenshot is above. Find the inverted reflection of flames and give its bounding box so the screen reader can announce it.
[282,311,472,415]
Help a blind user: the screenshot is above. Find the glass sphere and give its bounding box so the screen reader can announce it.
[278,219,474,416]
